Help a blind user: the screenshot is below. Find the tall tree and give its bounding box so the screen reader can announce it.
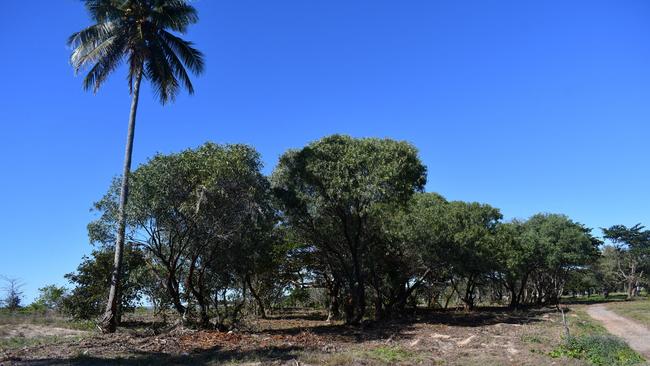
[89,143,276,329]
[272,135,426,324]
[69,0,204,332]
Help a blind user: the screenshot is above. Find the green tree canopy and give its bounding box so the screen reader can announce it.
[272,134,427,324]
[89,142,278,328]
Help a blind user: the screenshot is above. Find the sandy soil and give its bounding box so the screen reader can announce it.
[587,304,650,359]
[0,324,88,339]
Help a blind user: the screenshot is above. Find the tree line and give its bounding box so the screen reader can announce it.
[37,135,646,329]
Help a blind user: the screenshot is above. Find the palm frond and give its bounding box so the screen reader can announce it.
[70,27,124,72]
[145,39,180,104]
[159,30,204,74]
[151,0,199,33]
[83,0,125,22]
[68,21,116,49]
[158,37,194,94]
[82,36,127,92]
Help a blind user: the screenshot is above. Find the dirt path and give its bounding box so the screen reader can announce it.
[586,304,650,359]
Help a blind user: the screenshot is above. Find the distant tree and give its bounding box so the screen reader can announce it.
[602,224,650,298]
[596,245,625,296]
[272,135,427,324]
[1,277,24,311]
[33,285,68,311]
[69,0,204,333]
[564,267,600,297]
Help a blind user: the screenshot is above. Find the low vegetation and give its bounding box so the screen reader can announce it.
[548,306,645,366]
[551,335,644,366]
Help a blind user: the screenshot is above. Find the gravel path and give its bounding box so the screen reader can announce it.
[586,304,650,359]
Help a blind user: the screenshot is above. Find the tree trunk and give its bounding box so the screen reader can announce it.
[350,280,366,324]
[324,277,341,322]
[100,68,143,333]
[246,275,267,319]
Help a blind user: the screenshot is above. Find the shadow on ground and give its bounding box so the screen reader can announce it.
[10,346,304,365]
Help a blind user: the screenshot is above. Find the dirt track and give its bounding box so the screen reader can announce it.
[586,304,650,359]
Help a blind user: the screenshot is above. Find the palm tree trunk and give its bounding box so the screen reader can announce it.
[100,68,143,333]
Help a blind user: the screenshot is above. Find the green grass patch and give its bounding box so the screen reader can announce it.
[550,335,645,366]
[521,334,546,344]
[366,346,414,363]
[568,307,608,336]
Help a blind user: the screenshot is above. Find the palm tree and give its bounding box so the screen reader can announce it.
[69,0,204,333]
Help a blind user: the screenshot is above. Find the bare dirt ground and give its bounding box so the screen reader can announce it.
[587,304,650,359]
[0,308,590,365]
[0,324,88,339]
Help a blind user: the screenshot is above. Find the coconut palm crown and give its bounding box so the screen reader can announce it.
[69,0,204,103]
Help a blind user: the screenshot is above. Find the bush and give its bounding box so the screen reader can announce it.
[550,335,645,366]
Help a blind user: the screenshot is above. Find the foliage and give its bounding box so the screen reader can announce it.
[62,245,148,320]
[442,201,502,308]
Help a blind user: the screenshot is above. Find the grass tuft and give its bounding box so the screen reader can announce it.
[366,346,414,363]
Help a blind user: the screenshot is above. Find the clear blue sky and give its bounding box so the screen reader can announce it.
[1,0,649,302]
